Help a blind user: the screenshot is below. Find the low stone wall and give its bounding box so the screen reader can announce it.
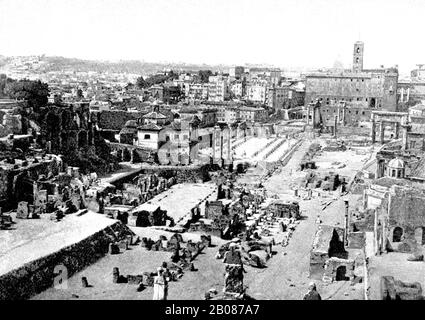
[0,220,133,300]
[142,164,212,184]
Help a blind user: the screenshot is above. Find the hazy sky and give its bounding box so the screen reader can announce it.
[0,0,423,74]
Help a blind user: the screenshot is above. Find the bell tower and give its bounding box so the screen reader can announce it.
[353,41,364,72]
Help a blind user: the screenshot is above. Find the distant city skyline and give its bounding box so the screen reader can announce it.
[1,0,424,75]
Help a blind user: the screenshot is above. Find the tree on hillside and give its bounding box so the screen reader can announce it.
[0,74,15,98]
[198,70,213,83]
[5,79,49,112]
[76,89,84,99]
[136,76,148,89]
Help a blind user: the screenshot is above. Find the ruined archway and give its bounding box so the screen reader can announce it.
[336,266,348,281]
[78,130,88,148]
[393,227,403,242]
[122,148,131,162]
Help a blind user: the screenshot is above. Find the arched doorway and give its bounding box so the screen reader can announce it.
[393,227,403,242]
[336,266,348,281]
[370,98,376,108]
[123,148,131,162]
[78,130,88,148]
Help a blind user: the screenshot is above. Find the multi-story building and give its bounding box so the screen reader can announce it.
[246,84,267,104]
[183,83,209,101]
[229,66,245,80]
[230,81,244,99]
[238,106,267,122]
[208,79,228,102]
[179,106,217,128]
[217,106,240,124]
[411,65,425,81]
[305,41,398,126]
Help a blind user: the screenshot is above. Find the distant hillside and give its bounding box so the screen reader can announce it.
[0,55,231,76]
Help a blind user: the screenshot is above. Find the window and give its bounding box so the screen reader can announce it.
[410,141,416,149]
[174,134,179,139]
[144,134,151,139]
[183,134,188,140]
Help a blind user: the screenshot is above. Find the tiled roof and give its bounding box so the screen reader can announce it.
[138,123,163,131]
[143,111,167,119]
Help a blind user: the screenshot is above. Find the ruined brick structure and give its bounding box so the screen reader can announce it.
[375,184,425,254]
[266,200,300,219]
[38,102,117,174]
[310,225,348,281]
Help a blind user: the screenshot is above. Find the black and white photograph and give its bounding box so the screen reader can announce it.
[0,0,424,307]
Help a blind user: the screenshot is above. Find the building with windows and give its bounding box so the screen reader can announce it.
[246,84,267,104]
[239,106,267,122]
[305,42,398,122]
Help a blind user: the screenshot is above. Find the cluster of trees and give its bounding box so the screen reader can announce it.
[198,70,213,83]
[136,71,179,89]
[0,74,15,98]
[0,75,49,112]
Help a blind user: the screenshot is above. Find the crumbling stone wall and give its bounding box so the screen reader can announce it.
[381,276,423,300]
[142,164,211,184]
[386,186,425,253]
[96,110,141,131]
[0,221,133,300]
[322,257,355,282]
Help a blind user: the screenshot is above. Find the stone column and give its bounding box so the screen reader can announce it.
[379,122,385,144]
[306,105,310,125]
[226,125,232,165]
[400,88,404,103]
[395,122,400,139]
[130,149,134,163]
[406,88,410,102]
[401,124,409,150]
[371,114,376,143]
[344,200,349,246]
[375,159,384,179]
[333,115,338,138]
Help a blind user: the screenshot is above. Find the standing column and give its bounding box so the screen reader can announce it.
[371,119,376,143]
[379,121,385,144]
[130,149,134,163]
[334,115,338,138]
[306,105,310,125]
[401,124,409,150]
[400,88,404,103]
[227,126,232,164]
[375,160,381,179]
[344,200,349,246]
[395,122,400,139]
[406,88,410,102]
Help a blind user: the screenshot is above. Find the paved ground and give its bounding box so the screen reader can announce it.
[30,135,371,300]
[368,252,425,300]
[0,212,116,276]
[32,229,228,300]
[137,183,217,225]
[244,138,367,300]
